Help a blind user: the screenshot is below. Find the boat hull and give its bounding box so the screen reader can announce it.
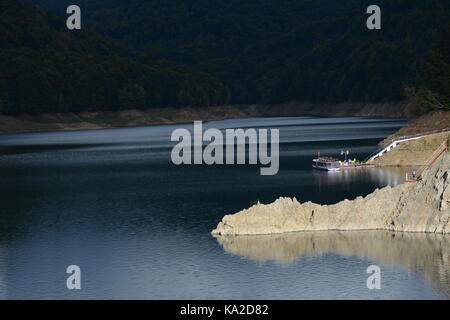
[339,164,375,170]
[312,162,375,171]
[312,165,340,171]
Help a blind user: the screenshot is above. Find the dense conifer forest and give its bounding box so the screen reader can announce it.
[1,0,449,115]
[0,0,230,115]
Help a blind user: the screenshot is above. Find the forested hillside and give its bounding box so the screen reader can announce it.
[0,0,230,115]
[425,23,450,108]
[29,0,450,106]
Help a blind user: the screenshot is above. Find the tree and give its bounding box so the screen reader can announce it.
[119,83,147,109]
[0,0,230,115]
[425,25,450,109]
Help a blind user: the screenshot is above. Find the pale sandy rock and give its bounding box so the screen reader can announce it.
[212,153,450,235]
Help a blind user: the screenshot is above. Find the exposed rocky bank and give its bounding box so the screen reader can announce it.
[0,100,420,134]
[371,131,450,167]
[379,109,450,146]
[212,152,450,235]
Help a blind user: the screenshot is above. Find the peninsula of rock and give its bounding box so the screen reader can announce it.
[212,153,450,235]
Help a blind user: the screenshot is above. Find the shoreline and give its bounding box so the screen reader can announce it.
[211,111,450,235]
[211,151,450,236]
[370,110,450,166]
[0,100,422,135]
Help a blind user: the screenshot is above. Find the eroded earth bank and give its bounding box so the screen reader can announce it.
[212,153,450,235]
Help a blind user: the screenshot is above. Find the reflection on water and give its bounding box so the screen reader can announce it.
[0,247,6,299]
[214,231,450,298]
[312,167,410,188]
[4,116,446,299]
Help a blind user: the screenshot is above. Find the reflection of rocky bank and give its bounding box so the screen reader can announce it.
[213,231,450,296]
[212,153,450,235]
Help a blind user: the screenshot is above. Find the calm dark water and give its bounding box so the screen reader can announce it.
[0,116,448,299]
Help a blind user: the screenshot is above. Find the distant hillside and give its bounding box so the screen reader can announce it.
[425,23,450,108]
[0,0,230,115]
[28,0,450,105]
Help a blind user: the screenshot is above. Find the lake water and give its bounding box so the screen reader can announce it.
[0,117,448,299]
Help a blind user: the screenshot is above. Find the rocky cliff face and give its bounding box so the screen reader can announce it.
[212,153,450,235]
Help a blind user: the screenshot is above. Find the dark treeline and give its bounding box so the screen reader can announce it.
[0,0,230,115]
[29,0,450,107]
[425,23,450,108]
